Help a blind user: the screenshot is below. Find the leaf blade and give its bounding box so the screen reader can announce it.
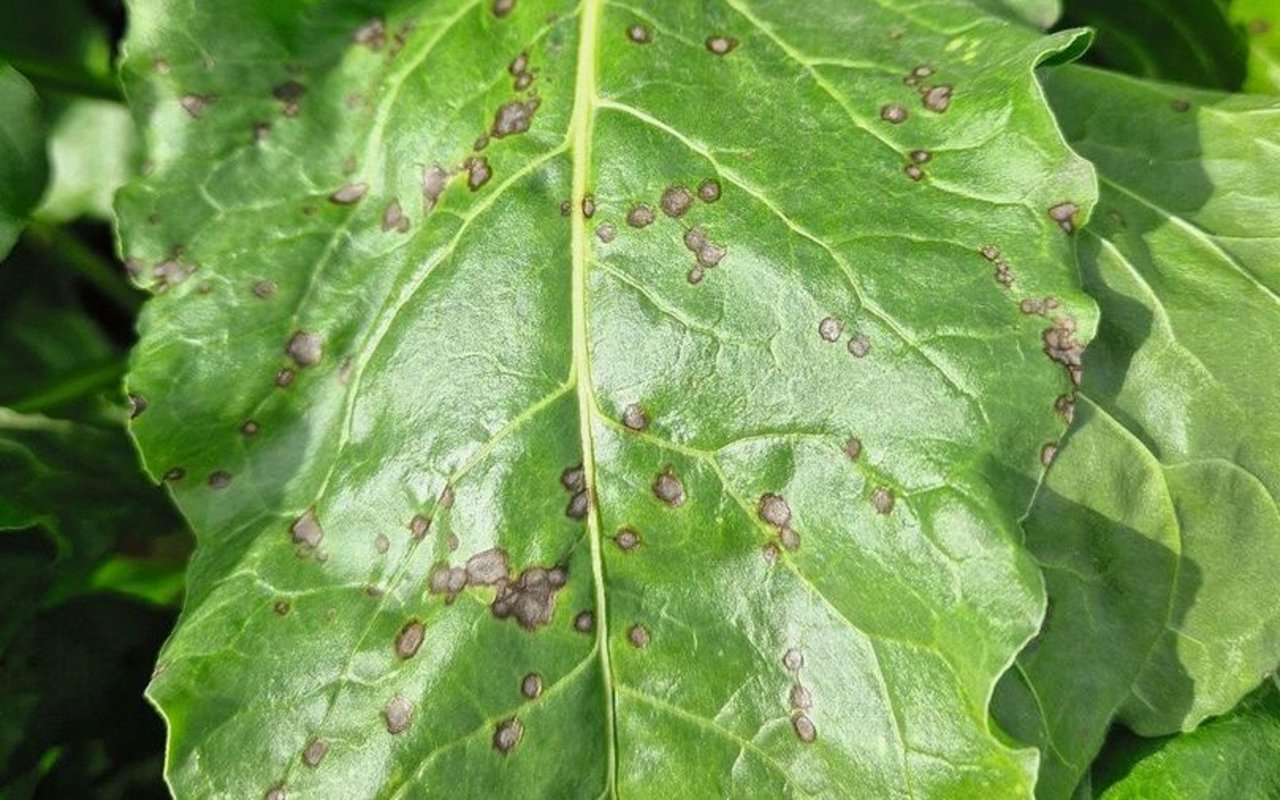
[119,2,1098,796]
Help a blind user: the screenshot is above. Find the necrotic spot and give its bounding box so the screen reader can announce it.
[880,104,908,124]
[628,624,651,648]
[652,468,686,507]
[286,331,323,367]
[614,528,640,551]
[395,620,425,659]
[793,713,817,743]
[491,99,539,138]
[466,548,510,586]
[566,490,590,520]
[661,185,694,218]
[466,157,492,190]
[627,205,655,228]
[790,684,813,710]
[522,672,543,699]
[375,533,390,554]
[622,403,649,431]
[696,242,726,268]
[872,487,894,515]
[208,471,232,489]
[574,610,595,633]
[1048,202,1079,233]
[491,567,564,630]
[253,280,277,299]
[241,420,260,437]
[164,467,185,482]
[848,334,871,358]
[1041,443,1058,466]
[698,179,721,202]
[758,494,791,528]
[422,165,449,208]
[910,150,932,163]
[383,695,414,734]
[783,648,804,671]
[409,514,431,539]
[302,738,328,767]
[779,527,800,552]
[581,195,596,218]
[382,199,410,233]
[265,786,286,800]
[494,718,523,753]
[922,84,952,113]
[818,317,842,342]
[904,164,924,181]
[683,227,708,252]
[561,465,586,493]
[596,223,617,243]
[128,393,147,418]
[627,25,651,44]
[274,600,290,615]
[492,0,516,18]
[291,509,324,548]
[705,35,738,55]
[330,183,368,204]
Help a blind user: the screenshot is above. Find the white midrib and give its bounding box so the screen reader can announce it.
[568,0,618,795]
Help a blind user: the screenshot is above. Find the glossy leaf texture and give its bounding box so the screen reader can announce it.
[1090,679,1280,800]
[0,64,48,258]
[993,66,1280,800]
[119,1,1097,797]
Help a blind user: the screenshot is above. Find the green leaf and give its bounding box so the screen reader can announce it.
[38,99,142,224]
[0,64,48,259]
[972,0,1063,31]
[0,0,119,100]
[1229,0,1280,93]
[1059,0,1247,90]
[993,66,1280,799]
[119,2,1098,796]
[1090,679,1280,800]
[0,408,186,605]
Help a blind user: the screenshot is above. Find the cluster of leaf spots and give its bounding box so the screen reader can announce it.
[115,0,1109,796]
[598,176,725,283]
[782,647,817,743]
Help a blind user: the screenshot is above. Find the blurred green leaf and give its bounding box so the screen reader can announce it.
[38,99,141,223]
[1229,0,1280,93]
[0,64,49,259]
[0,0,119,100]
[994,66,1280,799]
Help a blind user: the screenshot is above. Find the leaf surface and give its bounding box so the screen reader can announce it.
[1091,679,1280,800]
[993,66,1280,799]
[1229,0,1280,93]
[119,2,1097,796]
[0,64,48,258]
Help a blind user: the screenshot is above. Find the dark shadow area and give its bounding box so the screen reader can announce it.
[1054,0,1248,91]
[0,595,175,800]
